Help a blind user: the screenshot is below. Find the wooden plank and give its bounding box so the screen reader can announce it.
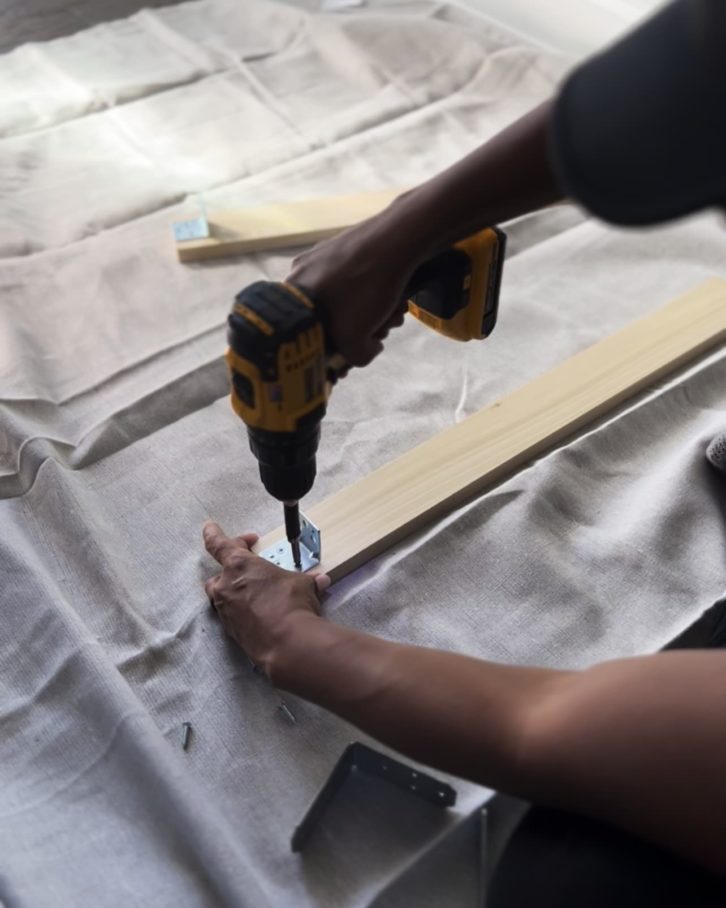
[254,278,726,582]
[175,189,403,262]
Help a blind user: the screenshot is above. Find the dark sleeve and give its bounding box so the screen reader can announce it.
[548,0,726,226]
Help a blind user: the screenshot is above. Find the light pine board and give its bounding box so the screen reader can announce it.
[175,189,403,262]
[254,278,726,582]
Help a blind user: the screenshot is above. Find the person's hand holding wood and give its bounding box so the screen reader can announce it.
[203,521,331,675]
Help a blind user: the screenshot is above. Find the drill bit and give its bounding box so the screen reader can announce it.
[283,501,302,569]
[290,538,302,569]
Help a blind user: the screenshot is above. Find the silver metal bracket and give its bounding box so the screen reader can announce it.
[172,214,209,242]
[259,512,321,572]
[172,195,210,242]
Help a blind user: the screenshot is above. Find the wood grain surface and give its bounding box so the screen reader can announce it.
[254,278,726,582]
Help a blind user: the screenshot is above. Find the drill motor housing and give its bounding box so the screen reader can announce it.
[226,281,329,503]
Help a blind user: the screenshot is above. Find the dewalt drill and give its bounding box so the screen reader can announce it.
[226,226,506,569]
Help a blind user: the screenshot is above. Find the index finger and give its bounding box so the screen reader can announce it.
[203,521,251,566]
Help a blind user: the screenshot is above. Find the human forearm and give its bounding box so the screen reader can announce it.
[204,526,726,871]
[287,100,562,366]
[271,614,567,794]
[374,99,563,266]
[273,619,726,871]
[529,650,726,872]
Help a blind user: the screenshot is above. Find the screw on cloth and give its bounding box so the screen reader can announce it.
[277,701,297,724]
[181,722,193,750]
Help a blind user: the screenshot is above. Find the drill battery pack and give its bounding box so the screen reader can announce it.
[406,226,506,342]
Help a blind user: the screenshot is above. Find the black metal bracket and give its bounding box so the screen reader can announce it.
[291,741,457,852]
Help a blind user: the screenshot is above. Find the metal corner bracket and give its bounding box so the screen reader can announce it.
[259,512,321,572]
[291,741,457,852]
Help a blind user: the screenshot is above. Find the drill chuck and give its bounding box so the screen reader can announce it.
[247,421,320,503]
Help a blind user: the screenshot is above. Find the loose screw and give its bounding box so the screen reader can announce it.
[277,702,296,724]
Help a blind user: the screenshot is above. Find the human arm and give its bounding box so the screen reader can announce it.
[290,0,726,366]
[203,523,726,873]
[288,100,561,366]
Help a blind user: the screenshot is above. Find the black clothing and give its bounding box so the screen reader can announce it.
[550,0,726,225]
[489,807,726,908]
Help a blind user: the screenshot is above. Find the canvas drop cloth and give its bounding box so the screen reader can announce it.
[2,1,726,905]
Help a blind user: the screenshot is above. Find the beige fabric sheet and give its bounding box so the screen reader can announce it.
[2,1,726,905]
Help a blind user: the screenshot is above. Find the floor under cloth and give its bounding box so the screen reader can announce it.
[2,1,726,905]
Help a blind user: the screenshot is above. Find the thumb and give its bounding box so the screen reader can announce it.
[313,573,331,594]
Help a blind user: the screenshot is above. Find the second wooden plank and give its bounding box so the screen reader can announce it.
[175,189,403,262]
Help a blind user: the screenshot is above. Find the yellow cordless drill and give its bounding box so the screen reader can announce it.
[225,226,506,569]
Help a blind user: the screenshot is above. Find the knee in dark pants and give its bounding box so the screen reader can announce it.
[487,807,726,908]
